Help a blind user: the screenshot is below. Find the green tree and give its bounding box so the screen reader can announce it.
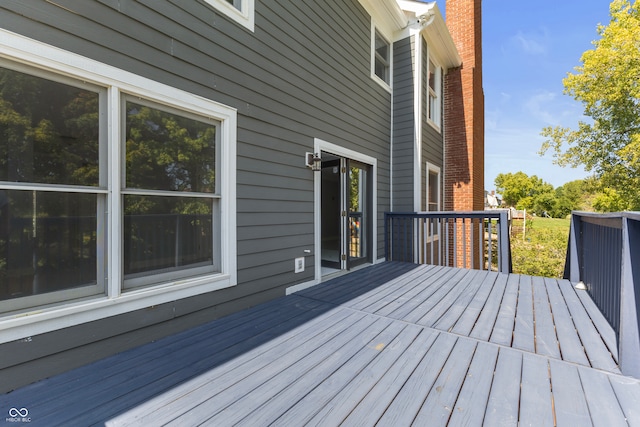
[592,187,630,212]
[494,172,553,207]
[540,0,640,210]
[553,179,588,217]
[532,192,557,217]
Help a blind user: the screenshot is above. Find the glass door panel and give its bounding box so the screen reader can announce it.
[321,158,341,269]
[347,161,370,268]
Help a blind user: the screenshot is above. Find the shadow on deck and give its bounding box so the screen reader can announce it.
[1,262,639,426]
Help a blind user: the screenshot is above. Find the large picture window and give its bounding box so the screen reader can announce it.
[0,31,236,329]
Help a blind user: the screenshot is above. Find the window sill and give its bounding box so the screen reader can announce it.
[427,118,441,133]
[202,0,255,32]
[371,73,392,93]
[0,273,235,344]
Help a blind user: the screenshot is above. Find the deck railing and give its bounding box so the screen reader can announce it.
[565,211,640,377]
[384,211,511,274]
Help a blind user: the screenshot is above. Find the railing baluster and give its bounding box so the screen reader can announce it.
[383,211,512,274]
[487,218,492,271]
[462,218,467,269]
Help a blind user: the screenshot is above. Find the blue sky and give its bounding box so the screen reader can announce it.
[440,1,613,189]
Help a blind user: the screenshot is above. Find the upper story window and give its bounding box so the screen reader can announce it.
[426,163,441,211]
[427,58,443,129]
[203,0,255,31]
[372,28,391,88]
[0,31,237,324]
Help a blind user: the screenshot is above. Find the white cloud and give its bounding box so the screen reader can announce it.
[523,91,558,124]
[510,29,549,55]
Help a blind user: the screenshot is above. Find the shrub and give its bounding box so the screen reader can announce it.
[510,218,569,278]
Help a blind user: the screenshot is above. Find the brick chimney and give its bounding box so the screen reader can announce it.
[444,0,484,212]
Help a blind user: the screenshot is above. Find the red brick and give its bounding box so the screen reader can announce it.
[444,0,485,268]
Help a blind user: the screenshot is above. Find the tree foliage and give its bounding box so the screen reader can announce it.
[494,172,553,207]
[540,0,640,210]
[494,172,600,217]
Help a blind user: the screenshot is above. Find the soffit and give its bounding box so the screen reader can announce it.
[397,1,462,69]
[358,0,408,39]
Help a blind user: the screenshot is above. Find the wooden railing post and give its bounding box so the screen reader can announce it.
[564,213,582,283]
[498,210,511,274]
[619,214,640,377]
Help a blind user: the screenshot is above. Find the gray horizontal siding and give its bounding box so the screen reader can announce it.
[0,0,393,391]
[392,35,416,212]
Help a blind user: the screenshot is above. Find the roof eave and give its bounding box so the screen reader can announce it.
[358,0,409,37]
[396,1,462,69]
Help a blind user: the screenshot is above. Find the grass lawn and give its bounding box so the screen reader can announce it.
[510,216,571,278]
[529,216,571,231]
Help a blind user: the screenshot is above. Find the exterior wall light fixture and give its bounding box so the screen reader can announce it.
[305,152,322,171]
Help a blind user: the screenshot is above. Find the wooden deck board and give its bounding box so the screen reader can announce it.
[271,323,425,427]
[164,315,390,426]
[401,268,476,325]
[483,347,522,426]
[608,374,640,424]
[447,341,499,427]
[557,279,619,372]
[531,275,561,358]
[578,366,629,426]
[304,328,439,427]
[372,333,458,426]
[63,303,357,426]
[379,266,463,320]
[512,275,536,353]
[519,353,555,426]
[549,359,593,427]
[365,265,450,316]
[574,282,619,359]
[115,310,372,426]
[489,273,520,347]
[411,338,478,426]
[207,319,405,426]
[345,264,437,312]
[451,271,502,337]
[2,262,636,427]
[431,269,488,331]
[544,277,591,366]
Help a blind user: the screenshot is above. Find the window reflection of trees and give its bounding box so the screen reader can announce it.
[124,101,217,279]
[0,66,99,301]
[0,66,219,303]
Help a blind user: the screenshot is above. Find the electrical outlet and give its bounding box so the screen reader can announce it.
[294,257,304,273]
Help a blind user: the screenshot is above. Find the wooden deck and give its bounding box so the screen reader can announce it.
[2,262,639,426]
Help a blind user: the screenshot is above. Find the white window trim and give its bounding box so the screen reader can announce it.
[0,29,237,344]
[427,55,442,132]
[203,0,255,32]
[426,163,441,211]
[370,21,392,92]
